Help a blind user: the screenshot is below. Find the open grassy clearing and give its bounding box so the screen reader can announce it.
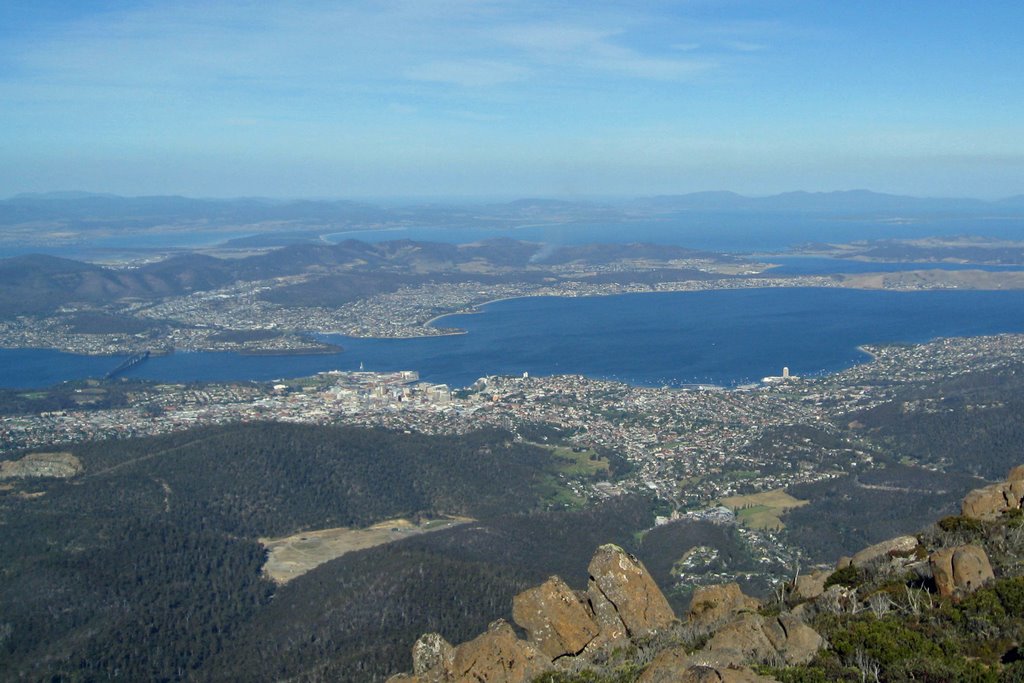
[718,488,809,530]
[261,516,473,584]
[528,442,609,476]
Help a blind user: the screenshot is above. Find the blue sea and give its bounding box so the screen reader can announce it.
[3,288,1024,390]
[324,212,1024,253]
[6,209,1024,260]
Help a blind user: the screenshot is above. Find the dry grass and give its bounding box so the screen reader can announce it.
[260,516,473,583]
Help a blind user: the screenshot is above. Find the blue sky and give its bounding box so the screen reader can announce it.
[1,1,1022,199]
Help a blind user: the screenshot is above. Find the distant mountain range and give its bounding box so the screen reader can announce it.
[636,189,1024,213]
[0,238,722,317]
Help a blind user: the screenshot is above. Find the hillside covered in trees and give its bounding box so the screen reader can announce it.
[0,418,793,681]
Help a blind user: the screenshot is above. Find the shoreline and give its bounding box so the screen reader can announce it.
[855,345,879,361]
[423,295,535,328]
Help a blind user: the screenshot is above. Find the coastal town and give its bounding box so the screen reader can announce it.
[6,333,1021,506]
[0,273,839,355]
[6,331,1021,594]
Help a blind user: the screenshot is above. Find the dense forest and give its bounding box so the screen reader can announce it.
[209,496,656,680]
[0,423,666,681]
[847,362,1024,479]
[783,463,980,562]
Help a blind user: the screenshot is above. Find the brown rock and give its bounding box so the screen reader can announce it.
[412,633,454,677]
[1006,480,1024,509]
[962,483,1012,519]
[687,582,761,630]
[930,544,995,599]
[960,472,1024,520]
[584,578,631,652]
[704,614,777,664]
[512,576,599,659]
[587,544,675,638]
[850,535,919,568]
[768,614,824,665]
[638,646,778,682]
[641,652,776,681]
[704,613,823,667]
[931,547,958,597]
[791,570,830,601]
[953,545,995,593]
[450,620,551,682]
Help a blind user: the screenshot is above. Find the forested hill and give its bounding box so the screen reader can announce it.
[0,423,595,680]
[0,238,724,316]
[70,422,560,533]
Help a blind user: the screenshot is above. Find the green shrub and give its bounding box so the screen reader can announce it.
[938,515,986,534]
[824,564,863,589]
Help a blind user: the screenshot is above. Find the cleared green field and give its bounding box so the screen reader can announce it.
[527,441,609,477]
[719,489,809,530]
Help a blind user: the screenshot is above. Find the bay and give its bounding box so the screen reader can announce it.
[3,288,1024,390]
[324,213,1024,253]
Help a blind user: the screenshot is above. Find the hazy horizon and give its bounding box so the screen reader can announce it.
[6,187,1023,205]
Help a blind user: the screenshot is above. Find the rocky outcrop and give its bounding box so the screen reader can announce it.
[388,545,678,682]
[687,582,762,630]
[961,466,1024,519]
[0,452,82,479]
[704,612,822,667]
[930,544,995,599]
[845,535,919,569]
[638,646,776,682]
[704,613,777,665]
[449,621,549,683]
[511,576,598,659]
[390,465,1024,682]
[587,544,676,638]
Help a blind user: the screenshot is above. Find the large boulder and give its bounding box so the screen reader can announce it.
[638,646,777,682]
[704,613,823,667]
[687,583,761,630]
[791,570,830,602]
[512,576,599,659]
[704,614,778,665]
[449,620,551,682]
[587,544,675,638]
[849,535,919,569]
[930,544,995,599]
[764,614,824,665]
[961,466,1024,519]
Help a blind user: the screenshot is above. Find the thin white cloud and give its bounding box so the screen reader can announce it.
[406,60,530,87]
[491,24,616,52]
[725,41,767,52]
[489,20,715,82]
[1,1,768,101]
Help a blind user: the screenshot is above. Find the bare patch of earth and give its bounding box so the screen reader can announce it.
[260,516,473,584]
[0,452,82,480]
